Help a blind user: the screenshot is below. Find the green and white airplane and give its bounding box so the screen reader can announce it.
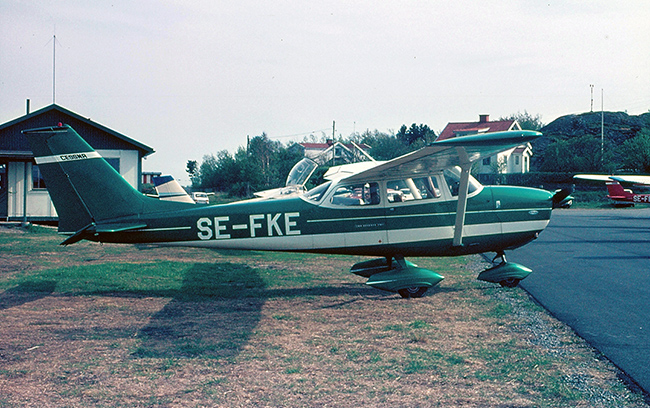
[22,124,571,298]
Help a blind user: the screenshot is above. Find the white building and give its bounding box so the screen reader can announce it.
[0,104,154,223]
[436,114,532,177]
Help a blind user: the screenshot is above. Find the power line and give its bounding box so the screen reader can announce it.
[268,128,330,139]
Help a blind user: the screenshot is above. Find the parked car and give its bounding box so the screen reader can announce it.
[192,192,210,204]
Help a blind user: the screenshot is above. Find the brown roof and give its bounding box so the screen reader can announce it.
[0,104,154,158]
[437,115,518,141]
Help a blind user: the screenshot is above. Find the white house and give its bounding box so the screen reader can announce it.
[436,114,532,177]
[0,104,154,223]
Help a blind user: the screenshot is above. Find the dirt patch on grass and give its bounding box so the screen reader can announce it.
[0,226,647,407]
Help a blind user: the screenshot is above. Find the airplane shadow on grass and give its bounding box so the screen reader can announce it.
[131,262,389,361]
[0,280,57,311]
[0,261,394,361]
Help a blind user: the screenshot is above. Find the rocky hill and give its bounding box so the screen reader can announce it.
[532,111,650,170]
[541,111,650,144]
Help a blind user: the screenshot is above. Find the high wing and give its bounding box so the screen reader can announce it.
[574,174,650,186]
[343,130,540,182]
[323,161,386,180]
[345,130,541,247]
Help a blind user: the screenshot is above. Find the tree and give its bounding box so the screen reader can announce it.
[360,129,410,160]
[247,133,278,186]
[540,134,614,173]
[500,111,544,131]
[186,160,199,186]
[619,128,650,172]
[198,150,240,191]
[396,123,436,146]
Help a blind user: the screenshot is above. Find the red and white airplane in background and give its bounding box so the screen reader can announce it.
[574,174,650,205]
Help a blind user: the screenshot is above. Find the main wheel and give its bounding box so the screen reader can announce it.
[499,278,521,288]
[398,286,428,298]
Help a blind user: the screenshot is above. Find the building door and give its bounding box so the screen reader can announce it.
[0,161,7,220]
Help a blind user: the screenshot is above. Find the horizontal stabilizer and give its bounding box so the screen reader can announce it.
[60,222,148,245]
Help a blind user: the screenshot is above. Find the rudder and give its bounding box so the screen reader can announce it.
[22,125,149,234]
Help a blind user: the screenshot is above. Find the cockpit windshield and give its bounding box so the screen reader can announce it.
[303,181,331,202]
[286,158,318,187]
[442,166,482,196]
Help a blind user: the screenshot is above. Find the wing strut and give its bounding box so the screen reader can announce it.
[453,147,472,247]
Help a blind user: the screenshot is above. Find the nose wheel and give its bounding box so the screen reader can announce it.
[499,277,521,288]
[398,286,428,298]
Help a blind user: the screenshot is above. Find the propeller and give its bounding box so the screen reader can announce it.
[552,188,573,209]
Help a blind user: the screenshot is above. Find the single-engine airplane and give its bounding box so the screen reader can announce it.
[22,124,571,298]
[152,175,195,203]
[574,174,650,205]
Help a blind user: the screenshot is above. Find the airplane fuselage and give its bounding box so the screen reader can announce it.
[86,184,553,258]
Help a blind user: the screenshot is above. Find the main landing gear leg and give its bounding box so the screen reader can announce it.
[491,251,521,288]
[493,251,507,265]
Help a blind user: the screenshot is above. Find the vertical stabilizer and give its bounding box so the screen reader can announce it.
[606,182,633,200]
[153,175,195,203]
[22,125,148,233]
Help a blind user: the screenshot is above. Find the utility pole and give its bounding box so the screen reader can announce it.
[52,35,56,104]
[332,121,336,166]
[601,88,604,165]
[590,84,594,112]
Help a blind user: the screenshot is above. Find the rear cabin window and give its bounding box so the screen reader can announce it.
[331,182,380,206]
[387,177,441,203]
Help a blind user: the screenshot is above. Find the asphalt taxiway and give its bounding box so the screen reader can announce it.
[508,208,650,394]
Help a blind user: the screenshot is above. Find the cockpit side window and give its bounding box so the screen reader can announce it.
[331,182,380,206]
[387,177,441,203]
[442,167,480,197]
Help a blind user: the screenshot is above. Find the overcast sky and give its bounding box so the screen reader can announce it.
[2,1,649,184]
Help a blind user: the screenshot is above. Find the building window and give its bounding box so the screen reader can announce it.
[105,158,120,173]
[482,157,491,166]
[515,156,520,165]
[32,164,46,189]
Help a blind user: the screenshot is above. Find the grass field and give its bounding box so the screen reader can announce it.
[0,224,647,407]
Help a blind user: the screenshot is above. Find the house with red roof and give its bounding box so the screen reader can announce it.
[437,114,532,177]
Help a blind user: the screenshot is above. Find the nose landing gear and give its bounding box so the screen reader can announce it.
[477,251,532,288]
